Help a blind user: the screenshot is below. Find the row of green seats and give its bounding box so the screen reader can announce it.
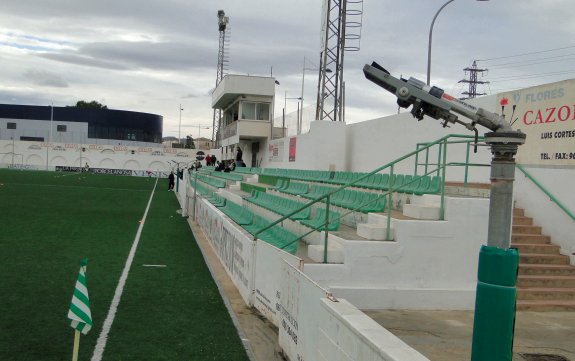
[233,167,261,174]
[206,192,226,207]
[245,190,310,220]
[212,199,298,254]
[219,200,253,225]
[328,188,387,213]
[274,181,386,214]
[300,184,335,201]
[196,174,226,188]
[299,208,341,231]
[190,180,209,196]
[243,214,299,254]
[277,181,309,196]
[262,168,331,183]
[260,167,442,195]
[202,169,244,182]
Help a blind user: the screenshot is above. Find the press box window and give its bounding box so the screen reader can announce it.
[7,122,16,129]
[57,125,67,132]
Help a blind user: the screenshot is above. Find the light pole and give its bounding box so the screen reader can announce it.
[196,124,211,149]
[426,0,489,85]
[299,57,331,134]
[284,92,301,138]
[178,104,183,144]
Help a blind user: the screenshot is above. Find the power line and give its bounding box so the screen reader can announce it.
[488,54,575,69]
[488,69,575,82]
[476,45,575,62]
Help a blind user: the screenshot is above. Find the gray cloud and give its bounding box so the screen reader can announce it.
[23,69,69,87]
[38,52,129,71]
[0,0,573,133]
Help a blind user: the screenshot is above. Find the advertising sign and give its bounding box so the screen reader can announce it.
[278,262,330,361]
[289,137,296,162]
[497,79,575,166]
[196,200,255,305]
[253,242,302,327]
[268,140,284,162]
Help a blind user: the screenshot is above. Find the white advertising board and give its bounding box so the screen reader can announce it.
[279,261,330,361]
[254,241,303,327]
[268,139,285,162]
[497,79,575,166]
[196,199,255,305]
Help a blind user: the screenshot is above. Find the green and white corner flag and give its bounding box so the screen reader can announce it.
[68,259,92,335]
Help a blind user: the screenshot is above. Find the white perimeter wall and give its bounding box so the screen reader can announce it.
[184,182,430,361]
[0,140,200,171]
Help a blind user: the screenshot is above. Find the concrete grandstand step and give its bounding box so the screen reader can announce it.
[512,243,561,255]
[402,203,440,220]
[512,224,542,235]
[409,194,441,206]
[519,253,571,265]
[516,300,575,311]
[517,287,575,301]
[228,183,241,191]
[513,216,533,226]
[307,244,344,263]
[518,264,575,276]
[517,275,575,288]
[356,223,395,241]
[512,234,551,244]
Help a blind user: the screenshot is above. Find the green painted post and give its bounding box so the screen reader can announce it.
[323,195,330,264]
[439,140,447,220]
[386,165,394,240]
[425,147,430,176]
[464,141,471,186]
[414,144,420,176]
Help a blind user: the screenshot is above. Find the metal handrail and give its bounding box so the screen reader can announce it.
[252,134,477,262]
[516,164,575,222]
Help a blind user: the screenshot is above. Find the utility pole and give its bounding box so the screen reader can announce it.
[459,60,489,99]
[315,0,363,123]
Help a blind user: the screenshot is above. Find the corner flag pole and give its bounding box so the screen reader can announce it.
[72,330,80,361]
[68,259,93,361]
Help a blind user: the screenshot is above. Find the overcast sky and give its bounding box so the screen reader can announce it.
[1,0,574,139]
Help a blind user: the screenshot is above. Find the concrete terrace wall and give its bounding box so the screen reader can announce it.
[304,196,490,310]
[264,96,496,182]
[260,120,348,171]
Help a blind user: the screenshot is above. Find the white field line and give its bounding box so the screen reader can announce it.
[90,177,158,361]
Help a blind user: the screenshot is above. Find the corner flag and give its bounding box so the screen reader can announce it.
[68,259,92,335]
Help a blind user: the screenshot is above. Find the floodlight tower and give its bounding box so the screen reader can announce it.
[212,10,230,145]
[315,0,363,123]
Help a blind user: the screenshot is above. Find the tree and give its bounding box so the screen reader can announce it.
[73,100,108,109]
[185,136,196,149]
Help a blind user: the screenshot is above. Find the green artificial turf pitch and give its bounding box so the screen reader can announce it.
[0,169,249,361]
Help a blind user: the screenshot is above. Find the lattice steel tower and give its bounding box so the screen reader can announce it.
[459,60,489,100]
[212,10,230,143]
[316,0,363,122]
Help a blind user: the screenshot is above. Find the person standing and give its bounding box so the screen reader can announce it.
[235,146,243,168]
[168,171,175,191]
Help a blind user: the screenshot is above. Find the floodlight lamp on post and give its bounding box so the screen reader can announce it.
[426,0,489,85]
